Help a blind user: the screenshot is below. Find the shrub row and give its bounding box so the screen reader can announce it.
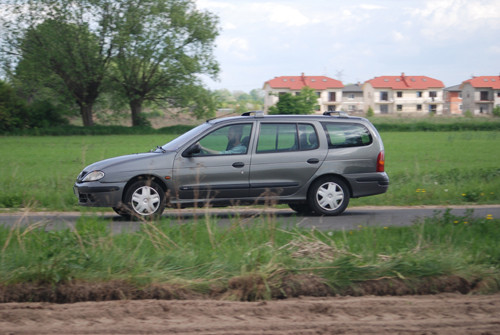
[0,124,195,136]
[372,121,500,132]
[2,119,500,136]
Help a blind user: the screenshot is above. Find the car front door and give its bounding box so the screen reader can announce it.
[172,123,253,203]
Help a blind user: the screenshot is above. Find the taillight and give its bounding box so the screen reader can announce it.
[376,151,385,172]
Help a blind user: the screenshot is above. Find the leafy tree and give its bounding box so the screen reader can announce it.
[268,86,318,115]
[1,1,119,126]
[109,0,220,126]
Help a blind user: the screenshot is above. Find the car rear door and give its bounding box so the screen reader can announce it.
[248,122,327,197]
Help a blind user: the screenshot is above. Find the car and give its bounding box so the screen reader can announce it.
[74,111,389,219]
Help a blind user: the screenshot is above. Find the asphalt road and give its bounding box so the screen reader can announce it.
[1,205,499,233]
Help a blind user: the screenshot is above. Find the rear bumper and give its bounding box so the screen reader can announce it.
[73,182,125,207]
[346,172,389,198]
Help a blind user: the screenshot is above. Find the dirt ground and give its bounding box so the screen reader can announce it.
[0,294,499,334]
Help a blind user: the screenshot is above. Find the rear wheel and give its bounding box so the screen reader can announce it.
[122,179,166,220]
[308,177,350,216]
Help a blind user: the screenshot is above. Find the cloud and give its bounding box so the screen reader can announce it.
[249,3,311,27]
[413,0,500,39]
[392,31,405,42]
[358,4,386,10]
[218,36,255,61]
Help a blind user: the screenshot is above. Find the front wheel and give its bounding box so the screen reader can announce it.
[122,179,166,219]
[288,203,314,215]
[308,177,350,216]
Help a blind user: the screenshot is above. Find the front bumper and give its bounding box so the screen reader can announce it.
[73,182,125,207]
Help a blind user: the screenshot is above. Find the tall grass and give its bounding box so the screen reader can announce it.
[0,131,499,211]
[1,211,499,298]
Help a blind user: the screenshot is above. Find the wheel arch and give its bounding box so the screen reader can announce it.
[308,173,353,198]
[122,174,169,202]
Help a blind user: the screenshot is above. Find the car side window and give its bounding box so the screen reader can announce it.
[298,124,319,150]
[322,122,373,148]
[196,123,252,156]
[257,123,318,153]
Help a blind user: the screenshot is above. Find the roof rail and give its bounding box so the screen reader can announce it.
[323,111,349,118]
[241,110,265,117]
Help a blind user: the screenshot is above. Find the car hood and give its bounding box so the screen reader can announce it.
[82,151,175,174]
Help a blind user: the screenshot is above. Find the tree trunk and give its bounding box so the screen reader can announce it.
[80,103,94,127]
[130,99,144,127]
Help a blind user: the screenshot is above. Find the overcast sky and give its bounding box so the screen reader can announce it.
[195,0,500,92]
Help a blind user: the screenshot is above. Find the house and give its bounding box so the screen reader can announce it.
[341,83,364,114]
[263,73,343,114]
[363,73,445,115]
[460,76,500,115]
[443,84,462,115]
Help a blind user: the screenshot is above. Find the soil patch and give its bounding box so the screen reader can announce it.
[1,294,499,334]
[0,275,490,304]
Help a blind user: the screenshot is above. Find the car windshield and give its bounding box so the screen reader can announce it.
[160,122,212,151]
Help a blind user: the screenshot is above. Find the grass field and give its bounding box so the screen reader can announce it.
[0,131,499,210]
[0,130,499,299]
[0,209,499,300]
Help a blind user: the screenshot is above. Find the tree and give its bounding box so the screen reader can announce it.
[110,0,220,126]
[268,86,318,115]
[1,1,120,126]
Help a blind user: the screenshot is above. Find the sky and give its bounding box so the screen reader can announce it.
[195,0,500,92]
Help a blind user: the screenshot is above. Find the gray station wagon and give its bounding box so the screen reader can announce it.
[74,111,389,218]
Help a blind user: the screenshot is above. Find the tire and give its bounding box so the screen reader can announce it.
[123,179,166,220]
[288,203,314,215]
[112,205,132,218]
[308,177,350,216]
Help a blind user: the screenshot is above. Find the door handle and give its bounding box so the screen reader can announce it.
[307,158,320,164]
[232,162,245,168]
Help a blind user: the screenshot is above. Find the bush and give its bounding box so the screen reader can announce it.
[0,81,69,131]
[366,107,374,117]
[0,81,29,131]
[493,106,500,118]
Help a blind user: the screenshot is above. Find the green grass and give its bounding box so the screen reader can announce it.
[0,131,499,211]
[1,210,499,298]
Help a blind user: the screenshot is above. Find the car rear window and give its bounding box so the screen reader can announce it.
[322,122,373,148]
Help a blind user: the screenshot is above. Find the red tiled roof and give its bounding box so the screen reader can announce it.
[365,73,444,89]
[461,76,500,90]
[265,74,343,90]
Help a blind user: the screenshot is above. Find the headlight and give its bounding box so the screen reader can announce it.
[82,170,105,182]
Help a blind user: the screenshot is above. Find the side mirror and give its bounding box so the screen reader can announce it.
[183,143,201,157]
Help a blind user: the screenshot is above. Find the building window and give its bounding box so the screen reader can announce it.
[328,92,336,102]
[459,104,463,111]
[417,91,422,98]
[397,91,403,98]
[429,91,437,98]
[480,91,489,100]
[348,93,355,100]
[429,105,437,113]
[397,105,402,111]
[417,104,422,111]
[316,92,321,97]
[380,91,388,101]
